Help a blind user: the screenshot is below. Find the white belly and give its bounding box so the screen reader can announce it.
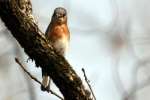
[53,37,69,55]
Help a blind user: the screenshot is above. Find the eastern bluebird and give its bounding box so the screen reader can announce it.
[41,7,70,91]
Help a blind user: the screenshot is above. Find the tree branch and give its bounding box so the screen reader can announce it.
[0,0,92,100]
[15,57,64,100]
[82,68,96,100]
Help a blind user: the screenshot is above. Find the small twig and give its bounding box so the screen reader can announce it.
[15,57,64,100]
[82,68,96,100]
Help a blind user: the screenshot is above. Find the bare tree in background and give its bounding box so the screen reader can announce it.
[107,0,150,100]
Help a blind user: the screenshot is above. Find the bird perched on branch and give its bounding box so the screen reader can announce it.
[41,7,70,91]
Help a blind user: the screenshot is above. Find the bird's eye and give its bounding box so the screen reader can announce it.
[62,13,66,17]
[55,14,60,18]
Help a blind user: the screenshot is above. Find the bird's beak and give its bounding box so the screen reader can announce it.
[58,17,64,22]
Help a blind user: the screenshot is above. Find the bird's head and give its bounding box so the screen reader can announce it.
[52,7,67,25]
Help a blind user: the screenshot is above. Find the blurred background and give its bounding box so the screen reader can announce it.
[0,0,150,100]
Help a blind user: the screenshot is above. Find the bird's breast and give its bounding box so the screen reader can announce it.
[49,24,69,55]
[51,24,69,39]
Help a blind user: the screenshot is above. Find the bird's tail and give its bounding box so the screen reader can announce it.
[41,75,50,91]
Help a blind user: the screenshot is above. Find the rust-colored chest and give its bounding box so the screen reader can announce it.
[47,24,70,42]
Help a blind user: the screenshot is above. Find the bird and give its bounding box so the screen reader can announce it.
[41,7,70,91]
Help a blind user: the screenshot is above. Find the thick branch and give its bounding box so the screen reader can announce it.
[0,0,92,100]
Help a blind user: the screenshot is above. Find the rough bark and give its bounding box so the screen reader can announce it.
[0,0,92,100]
